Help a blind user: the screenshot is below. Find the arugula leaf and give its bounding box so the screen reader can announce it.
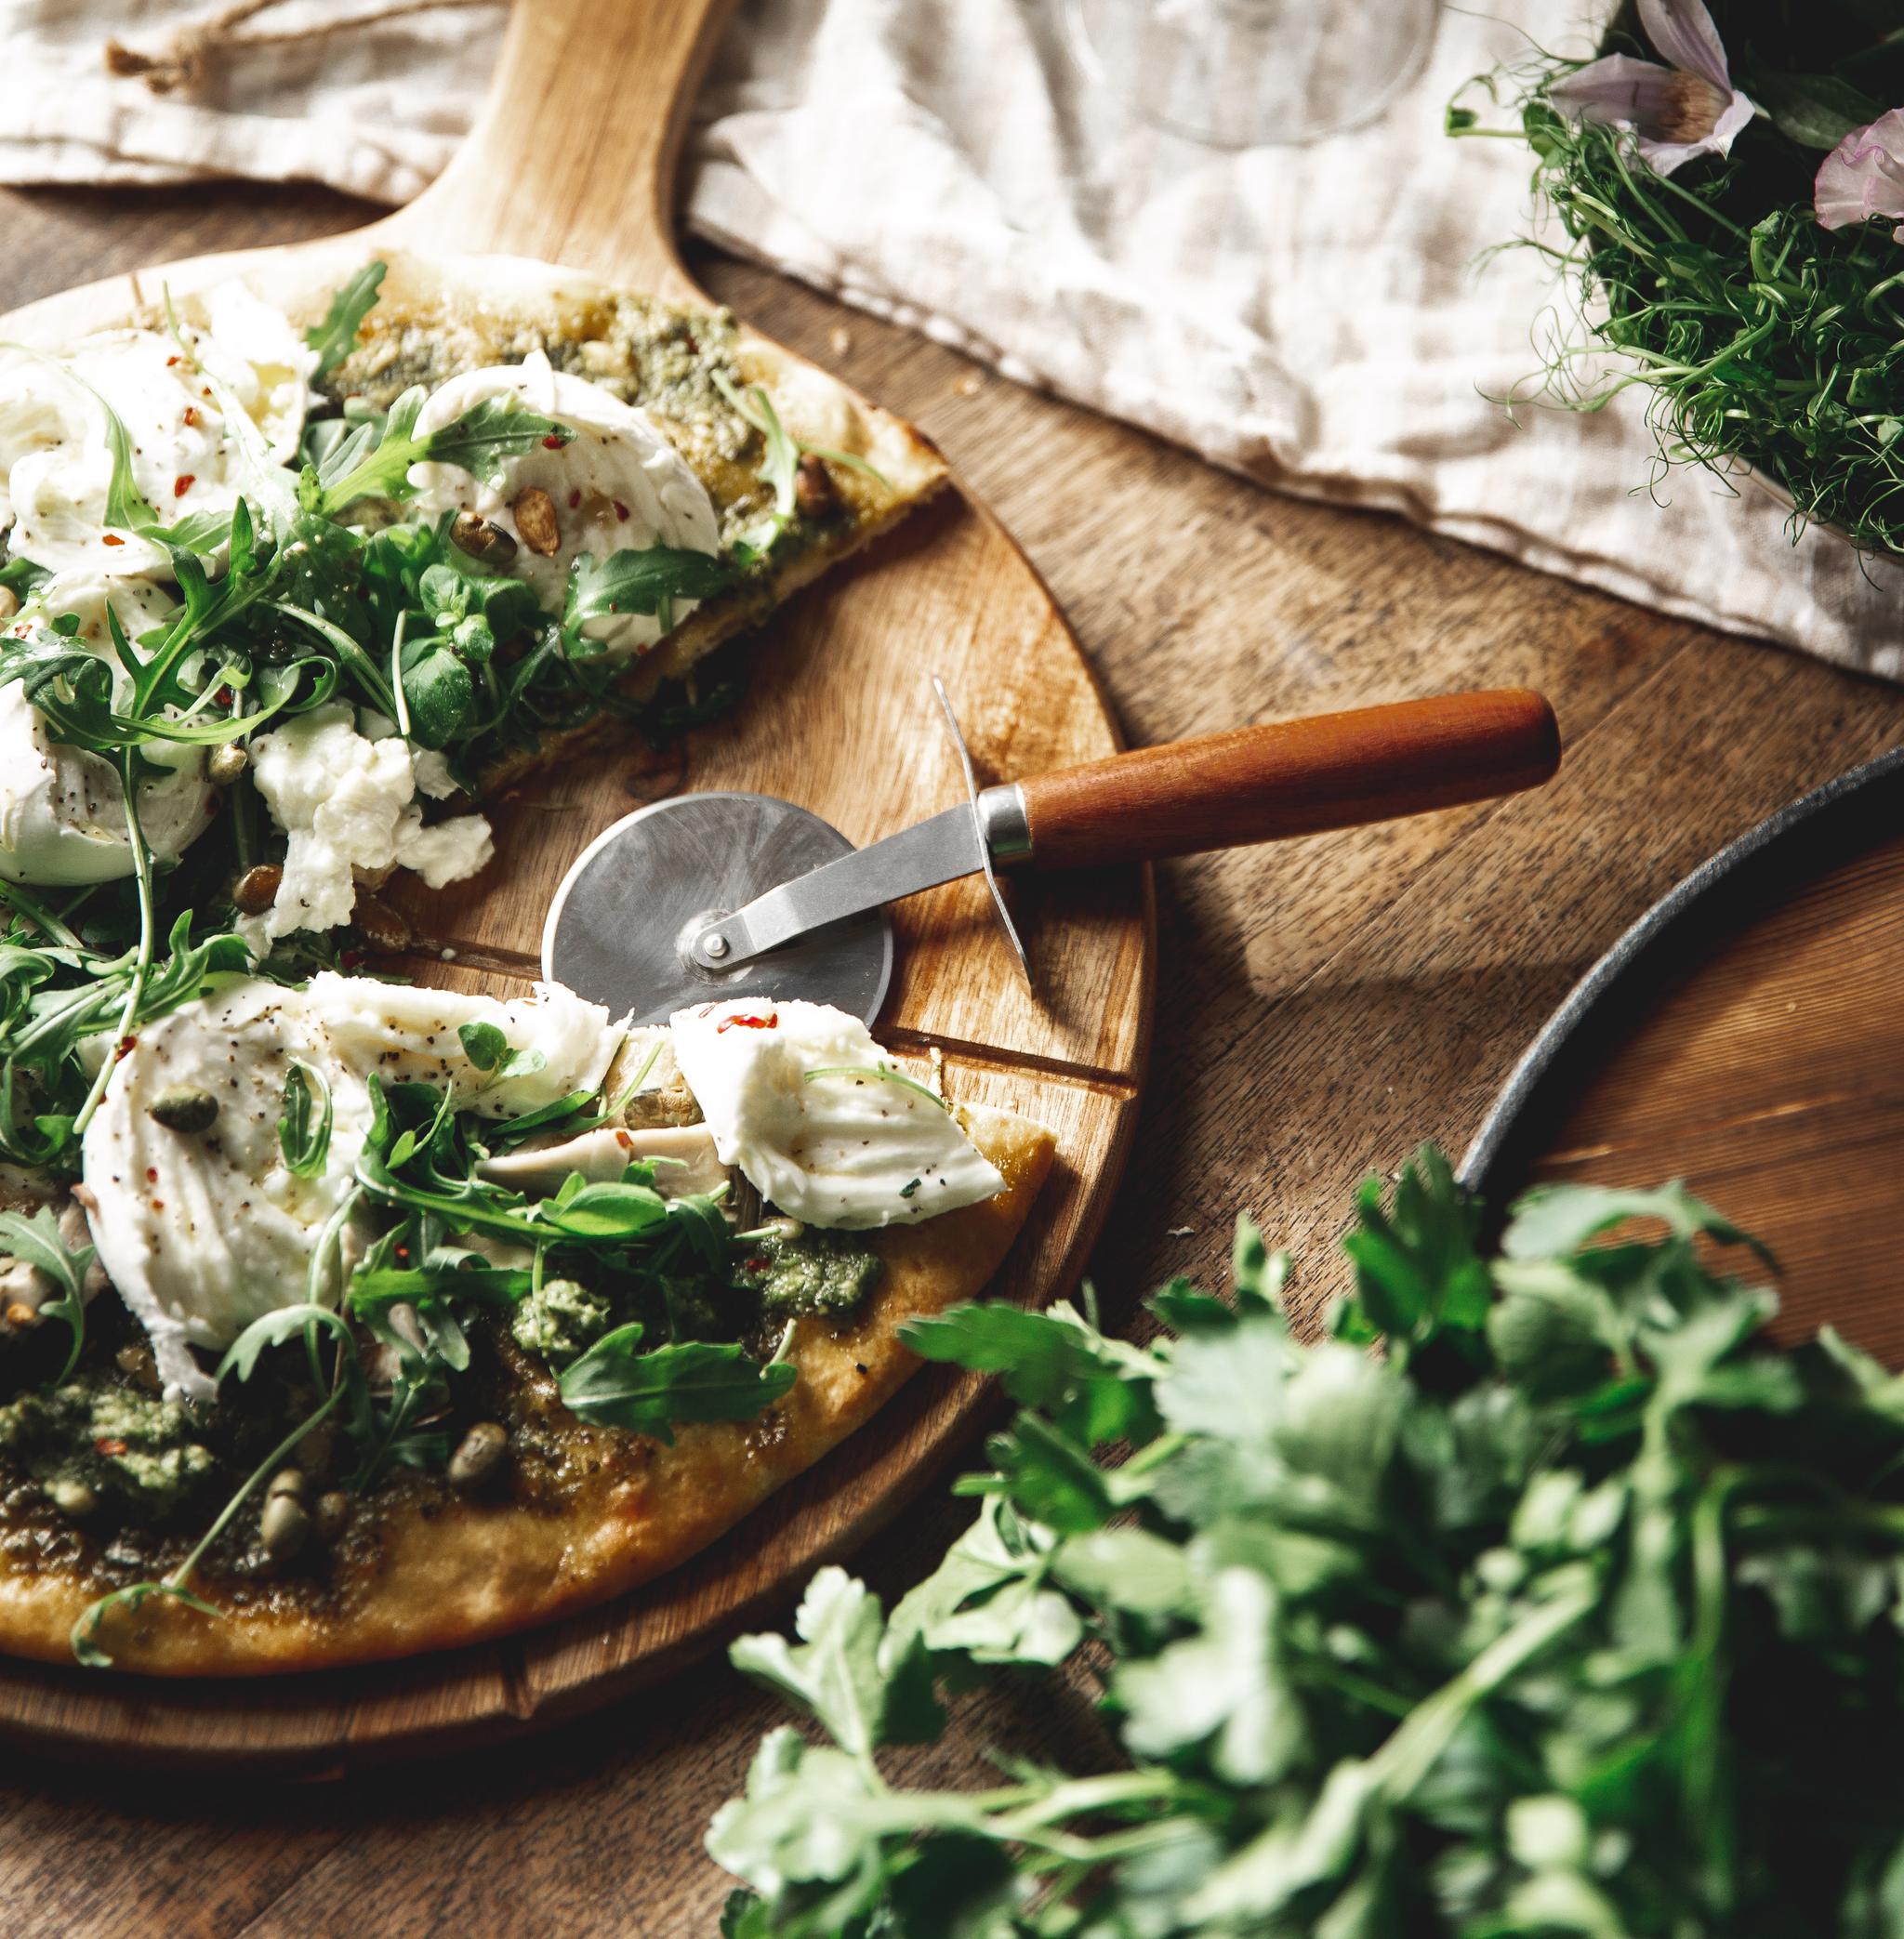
[71,1581,221,1669]
[0,1205,92,1381]
[216,1301,353,1386]
[317,391,574,516]
[562,545,738,640]
[0,343,159,533]
[558,1325,796,1444]
[303,260,387,380]
[277,1058,333,1179]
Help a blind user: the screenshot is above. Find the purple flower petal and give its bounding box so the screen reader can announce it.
[1637,0,1733,93]
[1550,52,1752,178]
[1549,54,1677,127]
[1816,108,1904,231]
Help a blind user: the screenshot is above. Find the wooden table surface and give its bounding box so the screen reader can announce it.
[4,175,1901,1937]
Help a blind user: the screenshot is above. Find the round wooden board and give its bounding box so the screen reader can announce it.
[0,0,1152,1770]
[1463,750,1904,1363]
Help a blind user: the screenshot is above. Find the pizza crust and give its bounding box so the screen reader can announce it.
[0,1107,1053,1675]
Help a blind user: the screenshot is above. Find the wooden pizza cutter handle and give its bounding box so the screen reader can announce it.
[1007,690,1561,868]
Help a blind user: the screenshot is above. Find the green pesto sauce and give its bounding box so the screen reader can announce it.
[734,1231,883,1321]
[510,1276,611,1363]
[0,1375,214,1523]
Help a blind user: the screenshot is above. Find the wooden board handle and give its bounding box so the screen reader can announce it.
[380,0,737,291]
[1016,690,1561,868]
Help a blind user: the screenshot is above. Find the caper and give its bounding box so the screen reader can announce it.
[206,742,249,786]
[260,1491,311,1562]
[449,1419,509,1489]
[449,510,519,569]
[148,1084,218,1134]
[265,1467,307,1503]
[232,863,283,916]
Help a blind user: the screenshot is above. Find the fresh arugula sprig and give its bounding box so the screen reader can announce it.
[0,1205,92,1381]
[712,370,888,543]
[560,1323,796,1444]
[303,259,387,381]
[711,1150,1904,1937]
[311,389,576,518]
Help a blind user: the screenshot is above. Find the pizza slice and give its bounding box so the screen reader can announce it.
[0,256,1051,1674]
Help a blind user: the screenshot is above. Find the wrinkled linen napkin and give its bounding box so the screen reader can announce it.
[4,0,1900,679]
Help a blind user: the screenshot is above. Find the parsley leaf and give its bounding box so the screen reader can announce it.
[710,1146,1904,1936]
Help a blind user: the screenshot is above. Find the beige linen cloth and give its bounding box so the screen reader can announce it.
[4,0,1899,679]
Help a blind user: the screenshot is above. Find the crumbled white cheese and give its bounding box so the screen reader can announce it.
[240,706,494,954]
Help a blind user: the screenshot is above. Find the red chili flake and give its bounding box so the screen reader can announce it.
[174,474,195,498]
[115,1035,137,1060]
[182,406,198,428]
[101,534,125,548]
[145,1167,157,1184]
[744,1257,769,1273]
[613,500,631,523]
[717,1012,778,1033]
[567,489,581,510]
[394,1244,411,1263]
[94,1438,128,1458]
[615,1130,632,1149]
[165,355,180,367]
[151,1200,164,1212]
[541,434,565,450]
[339,949,366,970]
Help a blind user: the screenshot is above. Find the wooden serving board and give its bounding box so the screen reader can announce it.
[1463,752,1904,1363]
[0,0,1151,1769]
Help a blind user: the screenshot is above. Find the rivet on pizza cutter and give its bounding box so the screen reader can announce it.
[543,682,1564,1029]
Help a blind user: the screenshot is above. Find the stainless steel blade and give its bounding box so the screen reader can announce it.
[689,803,983,971]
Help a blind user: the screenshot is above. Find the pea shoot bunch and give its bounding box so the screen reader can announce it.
[1455,1,1904,557]
[712,1149,1904,1936]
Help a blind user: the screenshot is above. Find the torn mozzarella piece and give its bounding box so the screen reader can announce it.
[81,973,622,1400]
[406,350,721,658]
[298,972,620,1121]
[478,1122,728,1200]
[0,679,215,885]
[239,706,494,954]
[0,288,313,576]
[668,998,1006,1230]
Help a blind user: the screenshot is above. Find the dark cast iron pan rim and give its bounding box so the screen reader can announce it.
[1458,746,1904,1239]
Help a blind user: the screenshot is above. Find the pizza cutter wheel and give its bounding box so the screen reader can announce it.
[544,682,1564,1027]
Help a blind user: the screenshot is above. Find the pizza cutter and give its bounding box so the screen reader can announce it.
[544,681,1561,1026]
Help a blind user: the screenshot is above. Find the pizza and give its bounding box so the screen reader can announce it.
[0,254,1051,1673]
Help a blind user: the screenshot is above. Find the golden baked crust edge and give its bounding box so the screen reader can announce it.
[0,1108,1053,1676]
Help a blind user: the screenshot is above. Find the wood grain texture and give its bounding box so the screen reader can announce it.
[1017,689,1560,866]
[0,0,1151,1770]
[6,28,1904,1939]
[1522,828,1904,1365]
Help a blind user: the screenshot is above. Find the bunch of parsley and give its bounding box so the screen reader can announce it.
[710,1149,1904,1935]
